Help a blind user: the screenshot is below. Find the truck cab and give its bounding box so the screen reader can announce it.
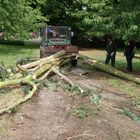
[40,26,78,61]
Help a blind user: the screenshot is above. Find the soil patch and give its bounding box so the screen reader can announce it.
[0,67,140,140]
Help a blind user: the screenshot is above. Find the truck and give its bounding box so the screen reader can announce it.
[40,25,78,66]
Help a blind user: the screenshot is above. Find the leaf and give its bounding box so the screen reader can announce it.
[90,94,101,104]
[122,108,140,124]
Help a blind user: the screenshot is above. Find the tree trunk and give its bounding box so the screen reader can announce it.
[79,54,140,85]
[0,51,68,115]
[0,79,37,115]
[21,50,66,70]
[52,67,84,93]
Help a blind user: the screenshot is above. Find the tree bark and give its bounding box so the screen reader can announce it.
[79,54,140,85]
[0,79,37,115]
[0,51,69,115]
[21,50,66,70]
[52,67,84,93]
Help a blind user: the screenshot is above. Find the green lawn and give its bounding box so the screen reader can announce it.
[80,48,140,71]
[0,44,39,67]
[1,44,140,71]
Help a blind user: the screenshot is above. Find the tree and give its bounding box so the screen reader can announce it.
[40,0,73,26]
[68,0,140,41]
[0,0,47,39]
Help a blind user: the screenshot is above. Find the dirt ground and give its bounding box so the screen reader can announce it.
[0,64,140,140]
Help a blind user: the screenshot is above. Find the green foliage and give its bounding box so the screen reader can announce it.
[0,0,139,41]
[0,62,9,81]
[42,80,48,87]
[122,108,140,123]
[37,80,48,90]
[72,104,99,119]
[89,89,102,104]
[41,0,73,25]
[10,66,17,74]
[0,0,47,39]
[63,84,89,97]
[90,93,101,104]
[22,84,30,94]
[64,84,80,92]
[21,71,29,78]
[132,97,140,108]
[72,105,92,119]
[69,0,140,41]
[10,107,17,113]
[41,80,58,91]
[60,65,72,75]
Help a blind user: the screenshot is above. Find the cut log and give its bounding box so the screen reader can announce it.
[134,55,140,59]
[16,64,26,72]
[38,61,62,81]
[21,50,66,70]
[52,67,74,86]
[38,66,54,81]
[0,51,75,115]
[52,67,84,93]
[32,60,62,79]
[79,54,140,85]
[0,75,32,89]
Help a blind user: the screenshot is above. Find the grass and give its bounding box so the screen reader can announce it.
[1,44,139,69]
[122,108,140,123]
[106,78,140,96]
[80,48,140,102]
[0,45,140,99]
[0,87,24,110]
[0,118,6,133]
[0,44,39,67]
[79,48,140,71]
[72,104,99,119]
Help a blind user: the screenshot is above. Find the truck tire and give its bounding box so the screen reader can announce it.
[40,50,44,58]
[71,59,77,67]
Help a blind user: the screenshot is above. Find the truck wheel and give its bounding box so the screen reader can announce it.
[40,50,44,58]
[40,50,42,58]
[71,59,77,67]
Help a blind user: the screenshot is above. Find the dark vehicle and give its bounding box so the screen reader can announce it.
[40,26,78,65]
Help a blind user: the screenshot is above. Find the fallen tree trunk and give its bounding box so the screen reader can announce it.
[0,79,37,115]
[52,67,74,86]
[39,66,55,81]
[79,54,140,85]
[0,75,32,89]
[33,61,62,79]
[0,51,69,115]
[52,67,84,93]
[134,55,140,59]
[21,50,66,70]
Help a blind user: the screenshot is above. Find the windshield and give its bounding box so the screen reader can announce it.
[47,26,71,39]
